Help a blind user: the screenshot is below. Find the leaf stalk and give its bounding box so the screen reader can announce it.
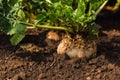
[20,21,73,32]
[95,0,109,16]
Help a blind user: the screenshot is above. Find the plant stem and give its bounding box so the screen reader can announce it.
[20,21,73,32]
[95,0,108,16]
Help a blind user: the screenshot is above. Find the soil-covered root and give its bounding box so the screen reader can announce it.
[46,31,60,41]
[57,35,97,59]
[45,31,60,48]
[57,35,72,55]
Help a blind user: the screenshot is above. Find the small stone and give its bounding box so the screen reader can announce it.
[97,69,101,73]
[91,69,95,72]
[47,31,59,41]
[29,62,34,66]
[38,73,46,79]
[108,63,114,70]
[96,74,101,79]
[86,77,91,80]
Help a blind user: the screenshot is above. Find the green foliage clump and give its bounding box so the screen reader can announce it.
[0,0,108,45]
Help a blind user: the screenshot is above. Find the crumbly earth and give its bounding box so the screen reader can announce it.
[0,9,120,80]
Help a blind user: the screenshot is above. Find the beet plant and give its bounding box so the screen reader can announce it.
[0,0,108,59]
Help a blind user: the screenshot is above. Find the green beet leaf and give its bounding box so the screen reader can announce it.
[10,33,25,45]
[7,0,18,8]
[0,15,11,33]
[34,14,46,26]
[89,23,99,39]
[10,22,26,45]
[17,9,26,20]
[7,22,26,35]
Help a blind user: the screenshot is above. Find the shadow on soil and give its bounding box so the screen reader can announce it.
[97,36,120,67]
[96,10,120,67]
[96,10,120,30]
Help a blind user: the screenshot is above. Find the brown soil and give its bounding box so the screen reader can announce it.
[0,9,120,80]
